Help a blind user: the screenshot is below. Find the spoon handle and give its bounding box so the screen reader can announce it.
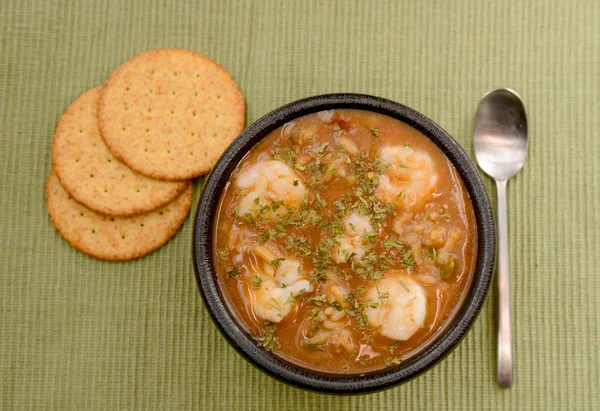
[496,179,513,388]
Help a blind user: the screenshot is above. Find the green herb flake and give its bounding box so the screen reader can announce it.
[426,247,437,261]
[360,359,371,366]
[255,322,280,351]
[384,238,405,250]
[243,212,255,225]
[293,180,299,186]
[270,257,286,268]
[308,295,327,305]
[227,267,240,278]
[370,128,380,137]
[399,278,410,292]
[217,249,228,260]
[252,275,263,290]
[401,250,416,267]
[389,357,402,365]
[332,124,343,136]
[312,142,329,153]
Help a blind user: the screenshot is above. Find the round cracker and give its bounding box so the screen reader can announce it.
[53,87,188,216]
[46,170,192,260]
[98,49,245,180]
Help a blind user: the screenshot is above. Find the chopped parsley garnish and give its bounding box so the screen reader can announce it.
[370,128,380,137]
[426,247,437,261]
[399,279,410,292]
[255,322,280,351]
[332,124,343,136]
[252,275,263,290]
[312,142,329,153]
[269,257,286,268]
[384,238,405,249]
[360,359,371,366]
[227,267,240,278]
[401,250,416,266]
[308,295,327,305]
[217,249,228,260]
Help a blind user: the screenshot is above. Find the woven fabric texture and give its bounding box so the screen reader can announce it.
[1,0,598,409]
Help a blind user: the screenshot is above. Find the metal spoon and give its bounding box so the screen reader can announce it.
[473,88,528,388]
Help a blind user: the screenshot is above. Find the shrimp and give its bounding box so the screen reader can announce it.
[236,160,307,219]
[377,145,439,209]
[365,274,427,341]
[254,278,311,323]
[251,246,312,323]
[334,212,374,263]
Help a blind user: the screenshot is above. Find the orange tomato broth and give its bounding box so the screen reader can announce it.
[213,109,477,374]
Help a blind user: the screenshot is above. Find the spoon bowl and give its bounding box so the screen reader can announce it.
[474,89,528,180]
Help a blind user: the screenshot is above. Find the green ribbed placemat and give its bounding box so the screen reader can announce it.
[1,0,598,409]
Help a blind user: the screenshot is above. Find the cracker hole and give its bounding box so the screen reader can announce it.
[122,127,126,131]
[189,151,193,155]
[107,158,112,162]
[104,189,108,193]
[194,92,198,96]
[171,110,174,115]
[196,74,200,78]
[92,143,96,147]
[146,128,150,132]
[151,70,155,74]
[136,189,140,193]
[148,108,152,113]
[172,91,176,95]
[213,132,217,137]
[90,174,94,178]
[167,150,171,154]
[215,114,219,118]
[144,148,148,152]
[149,89,153,93]
[190,132,195,136]
[75,159,79,163]
[79,129,83,133]
[217,95,221,99]
[80,212,84,216]
[92,229,95,233]
[126,87,130,91]
[110,217,115,221]
[121,235,126,239]
[140,223,144,227]
[159,211,164,215]
[192,111,196,116]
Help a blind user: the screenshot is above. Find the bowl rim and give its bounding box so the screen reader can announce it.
[192,93,495,394]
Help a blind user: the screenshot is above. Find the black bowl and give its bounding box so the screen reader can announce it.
[192,94,495,394]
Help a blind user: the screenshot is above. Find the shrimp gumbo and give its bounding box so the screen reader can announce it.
[213,109,478,374]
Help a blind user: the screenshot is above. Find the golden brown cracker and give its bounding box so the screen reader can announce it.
[52,87,188,216]
[98,49,245,180]
[46,170,192,260]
